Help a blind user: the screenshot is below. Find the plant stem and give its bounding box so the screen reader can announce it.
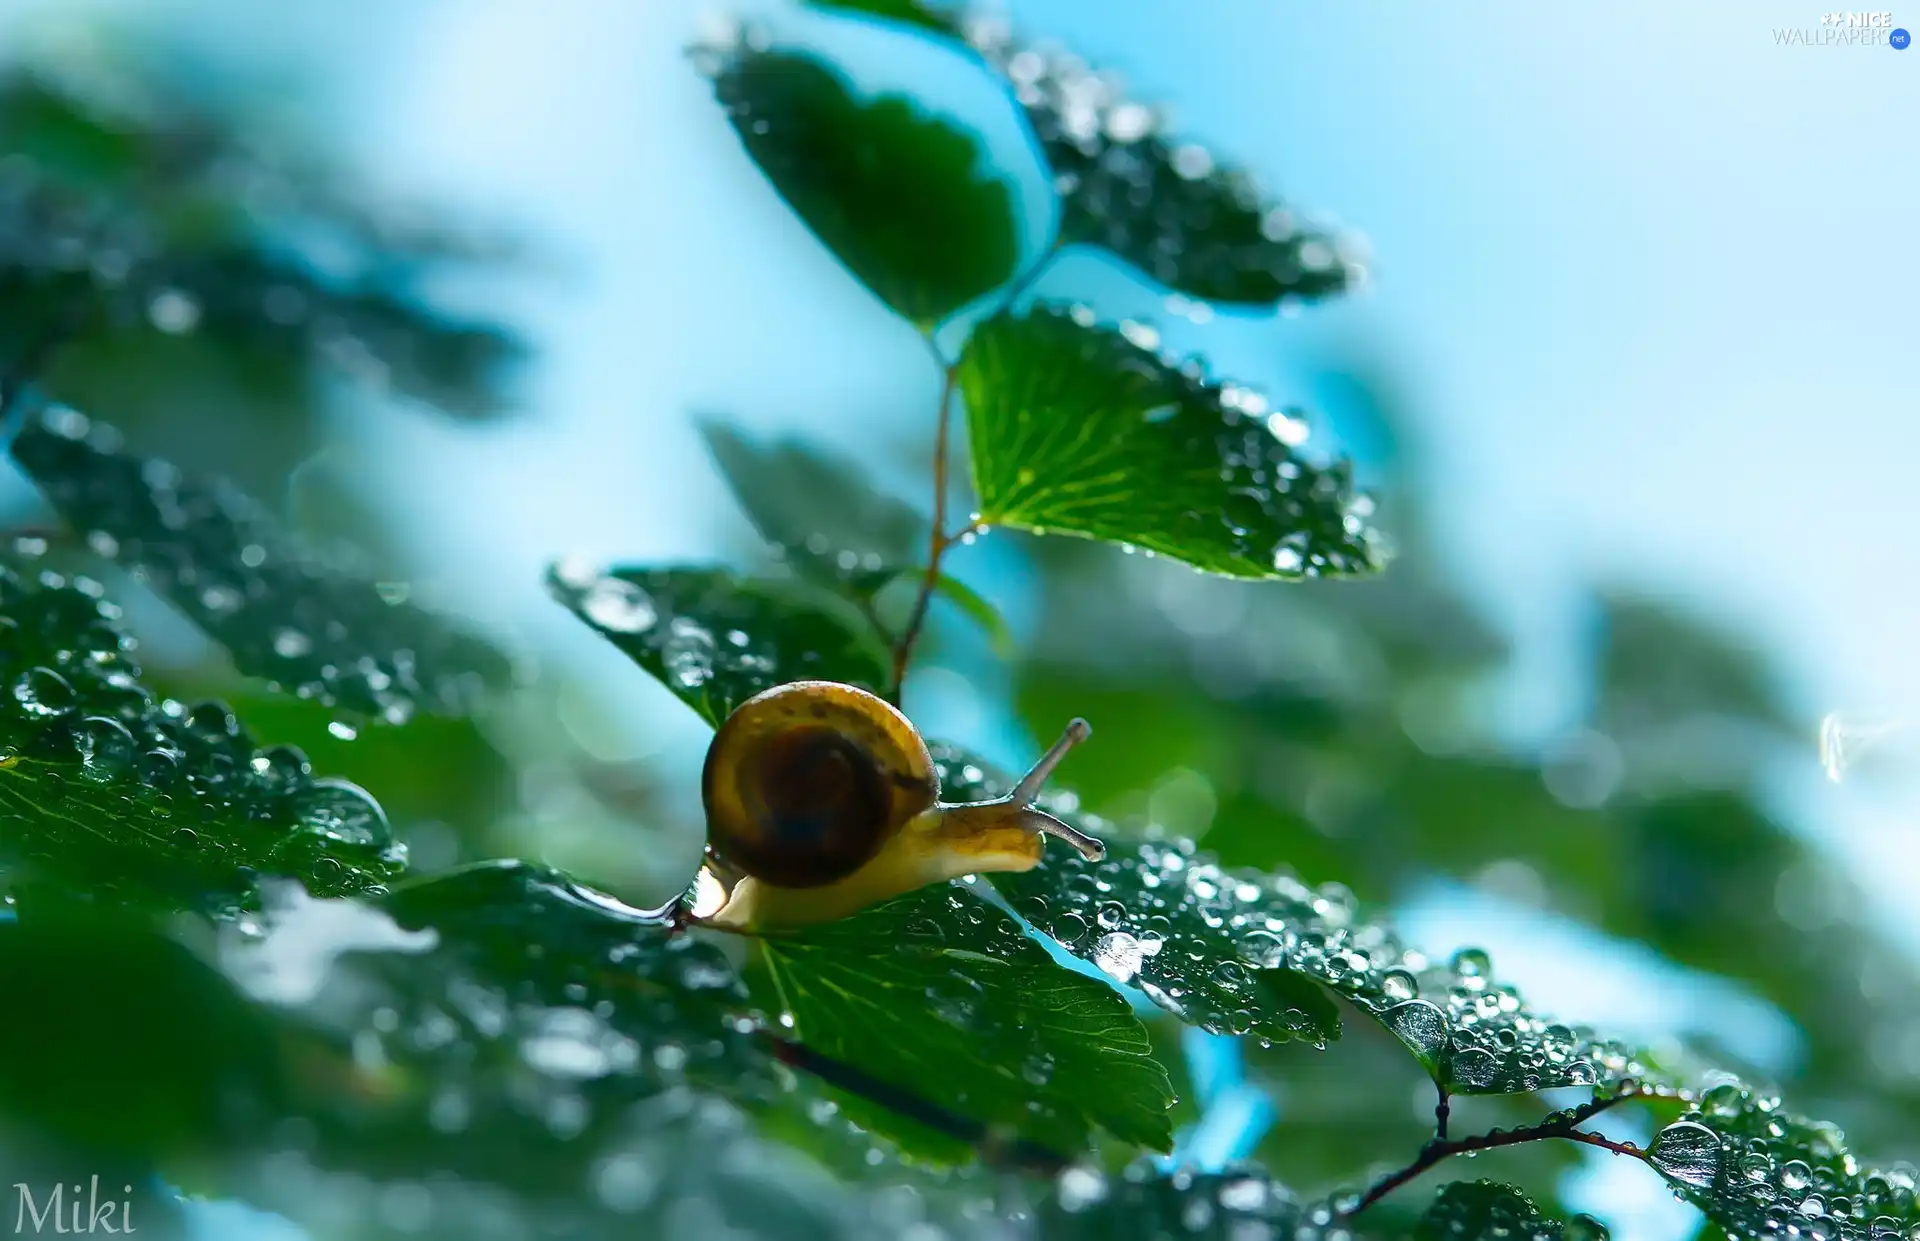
[1347,1091,1646,1217]
[1433,1084,1451,1140]
[889,362,960,697]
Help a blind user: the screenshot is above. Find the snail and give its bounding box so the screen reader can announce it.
[689,680,1103,931]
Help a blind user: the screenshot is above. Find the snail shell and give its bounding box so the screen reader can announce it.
[700,680,937,889]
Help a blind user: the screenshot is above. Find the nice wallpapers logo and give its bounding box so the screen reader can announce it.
[1774,11,1912,45]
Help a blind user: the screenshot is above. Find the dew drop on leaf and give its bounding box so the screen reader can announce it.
[292,776,393,847]
[1383,999,1448,1061]
[1093,931,1143,983]
[1564,1215,1611,1241]
[72,715,136,781]
[1650,1120,1724,1189]
[12,665,78,718]
[1380,968,1418,1002]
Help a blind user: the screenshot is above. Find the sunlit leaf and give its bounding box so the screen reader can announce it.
[8,401,513,722]
[1414,1181,1573,1241]
[755,884,1175,1161]
[703,45,1019,326]
[958,306,1383,579]
[544,560,892,726]
[0,564,406,912]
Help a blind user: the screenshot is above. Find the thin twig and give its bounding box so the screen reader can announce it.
[889,362,960,697]
[1347,1090,1649,1217]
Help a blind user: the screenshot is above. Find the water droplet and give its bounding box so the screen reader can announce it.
[1649,1120,1724,1189]
[1383,999,1448,1060]
[1564,1215,1610,1241]
[12,666,77,718]
[293,777,392,847]
[328,720,359,741]
[1093,931,1143,983]
[1451,947,1492,978]
[1450,1047,1499,1090]
[272,628,314,659]
[72,716,135,781]
[1380,968,1418,1002]
[580,576,657,634]
[1238,929,1286,969]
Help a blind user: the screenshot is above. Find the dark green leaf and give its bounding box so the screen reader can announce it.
[805,0,964,37]
[0,564,406,912]
[8,401,513,722]
[958,306,1383,579]
[933,747,1341,1048]
[704,46,1019,326]
[699,420,1012,652]
[544,561,891,726]
[938,747,1661,1092]
[1033,1163,1308,1240]
[0,67,524,420]
[700,417,927,586]
[1649,1082,1920,1241]
[755,884,1175,1160]
[795,4,1359,307]
[1415,1181,1575,1241]
[972,29,1360,307]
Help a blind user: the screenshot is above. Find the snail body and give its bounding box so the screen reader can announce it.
[693,680,1101,931]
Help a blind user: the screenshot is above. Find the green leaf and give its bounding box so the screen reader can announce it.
[958,306,1383,579]
[937,747,1662,1093]
[929,572,1015,655]
[973,32,1360,307]
[8,401,513,723]
[544,561,892,726]
[0,67,524,420]
[704,46,1019,326]
[1415,1181,1577,1241]
[1649,1081,1920,1241]
[700,419,1013,652]
[805,0,964,37]
[1033,1163,1309,1239]
[0,564,406,913]
[700,418,927,587]
[797,3,1360,308]
[754,884,1175,1160]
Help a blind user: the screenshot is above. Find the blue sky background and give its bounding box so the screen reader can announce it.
[2,2,1915,1237]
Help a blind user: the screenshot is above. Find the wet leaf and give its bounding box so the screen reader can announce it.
[0,564,406,913]
[1033,1162,1310,1240]
[1651,1081,1920,1241]
[967,26,1361,307]
[8,401,513,722]
[700,418,927,589]
[755,884,1175,1161]
[1414,1181,1573,1241]
[799,0,1361,308]
[0,67,523,420]
[937,747,1660,1093]
[544,560,891,726]
[704,45,1018,326]
[958,306,1383,579]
